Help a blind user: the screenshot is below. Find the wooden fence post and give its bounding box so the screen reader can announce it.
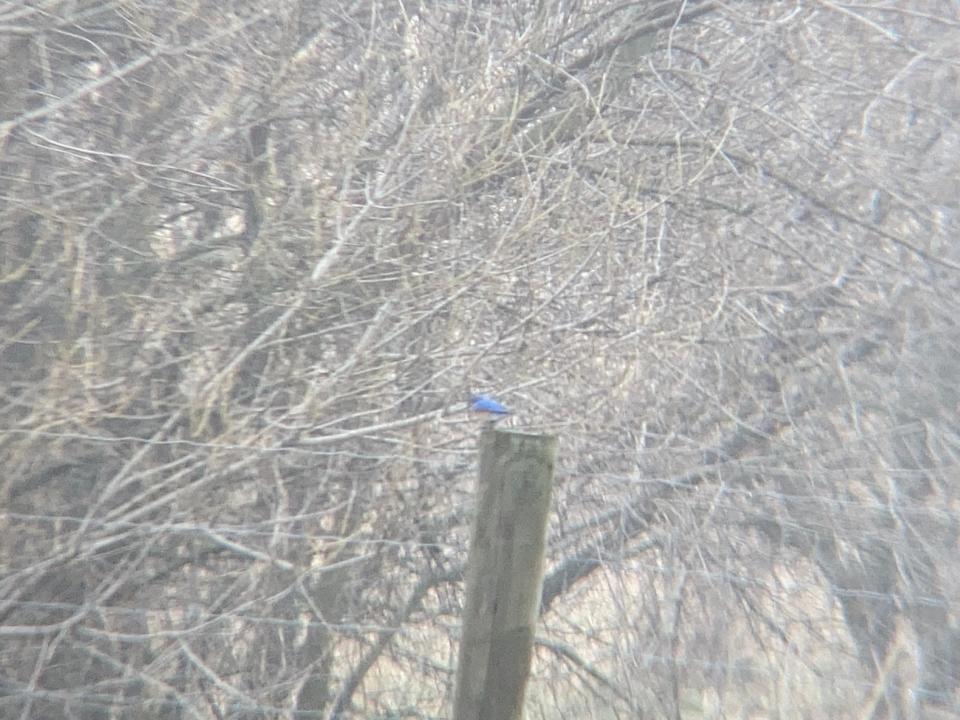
[452,427,557,720]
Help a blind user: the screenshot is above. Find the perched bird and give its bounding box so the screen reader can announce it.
[469,393,511,421]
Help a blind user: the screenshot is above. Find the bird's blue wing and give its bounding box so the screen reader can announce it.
[471,394,510,414]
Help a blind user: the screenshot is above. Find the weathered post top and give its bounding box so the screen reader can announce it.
[453,427,557,720]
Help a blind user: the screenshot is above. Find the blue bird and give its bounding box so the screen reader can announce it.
[470,394,511,419]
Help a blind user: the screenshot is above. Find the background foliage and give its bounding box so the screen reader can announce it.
[2,1,958,718]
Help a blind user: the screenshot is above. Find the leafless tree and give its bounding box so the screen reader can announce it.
[1,1,957,718]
